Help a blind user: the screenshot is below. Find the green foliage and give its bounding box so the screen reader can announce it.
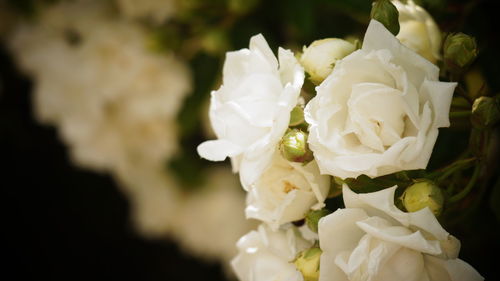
[177,53,220,138]
[343,171,425,194]
[370,0,400,35]
[170,53,221,190]
[305,208,332,233]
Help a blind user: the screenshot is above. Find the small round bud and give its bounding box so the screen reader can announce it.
[300,38,356,84]
[294,247,322,281]
[402,179,444,216]
[289,106,305,127]
[443,33,478,72]
[471,95,500,129]
[279,129,314,163]
[305,208,331,233]
[371,0,400,36]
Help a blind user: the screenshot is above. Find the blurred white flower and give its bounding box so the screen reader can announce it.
[318,185,483,281]
[8,0,191,172]
[197,34,304,190]
[114,161,181,237]
[171,167,257,263]
[114,163,257,273]
[393,0,442,63]
[232,224,311,281]
[246,153,330,230]
[300,38,356,84]
[305,20,456,179]
[115,0,178,24]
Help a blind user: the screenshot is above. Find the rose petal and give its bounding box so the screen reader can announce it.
[197,140,243,161]
[343,185,449,240]
[318,208,369,281]
[424,255,484,281]
[249,34,279,72]
[374,246,426,281]
[420,79,456,128]
[363,20,439,84]
[356,216,442,255]
[232,225,310,281]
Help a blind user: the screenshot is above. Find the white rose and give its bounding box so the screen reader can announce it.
[232,224,311,281]
[246,153,330,230]
[393,0,442,63]
[300,38,356,84]
[305,20,456,179]
[197,34,304,189]
[318,185,483,281]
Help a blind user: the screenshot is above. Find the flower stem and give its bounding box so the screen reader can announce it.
[449,111,471,119]
[428,157,474,182]
[448,163,481,203]
[455,85,473,104]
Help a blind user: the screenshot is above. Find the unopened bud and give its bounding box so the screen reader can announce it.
[279,129,314,163]
[371,0,400,36]
[471,95,500,129]
[402,179,444,216]
[289,106,305,127]
[443,33,477,72]
[305,208,331,233]
[294,247,322,281]
[392,0,442,63]
[300,38,356,84]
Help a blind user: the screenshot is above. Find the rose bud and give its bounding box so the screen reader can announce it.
[402,179,444,216]
[471,95,500,129]
[294,247,322,281]
[300,38,356,84]
[392,0,442,63]
[443,33,478,73]
[279,129,314,163]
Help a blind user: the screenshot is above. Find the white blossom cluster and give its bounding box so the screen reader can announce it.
[8,0,190,172]
[7,0,254,268]
[116,162,256,265]
[114,0,178,24]
[198,1,484,280]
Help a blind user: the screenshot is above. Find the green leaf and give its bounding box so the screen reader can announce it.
[370,0,400,36]
[343,173,413,194]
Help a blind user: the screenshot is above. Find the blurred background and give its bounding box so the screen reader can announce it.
[1,0,499,280]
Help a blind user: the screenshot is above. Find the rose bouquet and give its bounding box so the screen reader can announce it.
[198,1,496,280]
